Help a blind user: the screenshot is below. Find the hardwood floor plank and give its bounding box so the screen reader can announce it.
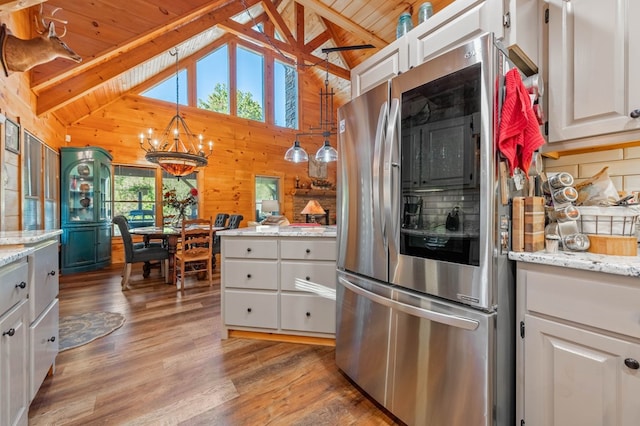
[28,263,401,425]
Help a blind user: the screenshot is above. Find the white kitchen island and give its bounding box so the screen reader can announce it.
[218,226,337,344]
[510,249,640,426]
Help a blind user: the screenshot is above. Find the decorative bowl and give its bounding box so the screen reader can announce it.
[79,183,90,192]
[77,164,90,177]
[80,197,91,208]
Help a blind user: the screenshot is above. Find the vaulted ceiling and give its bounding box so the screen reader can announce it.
[1,0,449,126]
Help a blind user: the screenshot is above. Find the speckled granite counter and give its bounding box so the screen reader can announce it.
[509,249,640,278]
[217,225,337,238]
[0,230,62,268]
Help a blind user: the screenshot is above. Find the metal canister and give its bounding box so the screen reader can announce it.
[552,186,578,204]
[418,2,434,24]
[547,172,574,189]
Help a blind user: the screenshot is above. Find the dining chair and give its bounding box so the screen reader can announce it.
[113,215,170,290]
[212,214,243,269]
[228,214,244,229]
[173,217,214,291]
[214,213,229,228]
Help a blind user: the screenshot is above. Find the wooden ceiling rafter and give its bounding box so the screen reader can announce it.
[35,0,261,117]
[0,0,45,13]
[261,0,296,47]
[320,17,352,70]
[31,0,238,93]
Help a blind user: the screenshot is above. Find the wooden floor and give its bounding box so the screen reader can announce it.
[29,263,401,425]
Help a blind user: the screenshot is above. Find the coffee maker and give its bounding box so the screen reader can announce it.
[403,196,422,229]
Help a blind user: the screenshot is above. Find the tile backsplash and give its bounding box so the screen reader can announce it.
[543,146,640,195]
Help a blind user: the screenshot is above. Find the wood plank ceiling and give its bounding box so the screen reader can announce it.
[6,0,450,126]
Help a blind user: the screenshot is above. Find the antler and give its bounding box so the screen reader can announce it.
[35,4,68,37]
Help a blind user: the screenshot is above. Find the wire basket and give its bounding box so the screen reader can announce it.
[576,206,640,236]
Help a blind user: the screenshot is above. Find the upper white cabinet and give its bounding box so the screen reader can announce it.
[350,39,409,98]
[546,0,640,148]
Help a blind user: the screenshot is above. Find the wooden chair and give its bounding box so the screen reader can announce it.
[173,217,213,291]
[113,215,170,290]
[214,213,229,228]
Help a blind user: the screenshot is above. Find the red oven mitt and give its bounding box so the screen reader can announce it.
[498,68,546,176]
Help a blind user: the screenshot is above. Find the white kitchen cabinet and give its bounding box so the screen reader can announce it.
[545,0,640,149]
[408,0,503,68]
[0,258,30,426]
[221,234,336,340]
[516,262,640,426]
[350,38,408,98]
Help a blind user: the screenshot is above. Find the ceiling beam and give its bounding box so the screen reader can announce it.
[35,0,261,116]
[261,0,296,47]
[294,0,388,48]
[0,0,45,13]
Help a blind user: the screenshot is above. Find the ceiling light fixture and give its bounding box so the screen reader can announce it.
[139,48,213,177]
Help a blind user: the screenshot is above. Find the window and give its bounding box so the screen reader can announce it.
[274,59,298,129]
[162,171,199,220]
[236,46,264,121]
[113,166,157,231]
[141,69,188,105]
[255,176,280,221]
[197,45,229,114]
[22,131,42,230]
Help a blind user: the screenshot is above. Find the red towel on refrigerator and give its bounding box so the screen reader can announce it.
[498,68,546,176]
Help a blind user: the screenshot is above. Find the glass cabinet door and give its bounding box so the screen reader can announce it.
[67,160,95,222]
[99,162,112,222]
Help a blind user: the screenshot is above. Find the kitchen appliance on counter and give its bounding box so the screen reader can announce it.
[336,34,517,425]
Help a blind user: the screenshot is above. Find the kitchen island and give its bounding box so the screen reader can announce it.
[218,225,337,344]
[510,248,640,426]
[0,229,61,426]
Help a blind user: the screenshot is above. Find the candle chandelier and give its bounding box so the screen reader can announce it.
[139,48,213,177]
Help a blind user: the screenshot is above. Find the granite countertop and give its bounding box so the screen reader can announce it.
[0,247,34,268]
[218,225,337,237]
[509,249,640,277]
[0,229,63,246]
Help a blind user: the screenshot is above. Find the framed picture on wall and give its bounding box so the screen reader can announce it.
[5,118,20,154]
[308,156,327,179]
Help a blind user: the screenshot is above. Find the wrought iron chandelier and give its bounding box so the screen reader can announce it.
[139,48,213,177]
[285,53,338,163]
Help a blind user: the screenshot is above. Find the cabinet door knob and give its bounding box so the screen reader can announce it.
[306,312,311,317]
[247,274,252,278]
[624,358,640,369]
[15,281,26,289]
[48,336,56,342]
[48,270,56,276]
[630,109,640,118]
[2,328,15,337]
[305,248,311,253]
[305,276,310,281]
[247,247,252,252]
[247,307,252,313]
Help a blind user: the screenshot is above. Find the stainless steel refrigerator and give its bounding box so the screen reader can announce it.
[336,34,516,426]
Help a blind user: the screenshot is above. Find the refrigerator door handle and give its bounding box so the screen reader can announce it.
[372,101,388,248]
[339,277,480,331]
[382,98,400,246]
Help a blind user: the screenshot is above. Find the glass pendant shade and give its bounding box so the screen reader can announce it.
[284,140,309,163]
[315,140,338,162]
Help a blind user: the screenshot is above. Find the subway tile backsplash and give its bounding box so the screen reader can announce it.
[543,147,640,195]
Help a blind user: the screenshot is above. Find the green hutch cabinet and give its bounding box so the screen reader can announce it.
[60,147,113,274]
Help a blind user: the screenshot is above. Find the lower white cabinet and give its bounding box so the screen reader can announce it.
[517,262,640,426]
[0,258,30,426]
[221,234,336,339]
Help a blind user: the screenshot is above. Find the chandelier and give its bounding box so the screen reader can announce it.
[140,48,213,177]
[285,53,338,163]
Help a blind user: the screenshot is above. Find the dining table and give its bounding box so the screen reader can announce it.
[129,225,226,277]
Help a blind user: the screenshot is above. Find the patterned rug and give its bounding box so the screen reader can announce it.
[59,312,125,351]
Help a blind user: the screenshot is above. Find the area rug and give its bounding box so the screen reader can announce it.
[59,312,125,351]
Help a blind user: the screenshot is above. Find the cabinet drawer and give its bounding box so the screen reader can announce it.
[30,299,58,400]
[222,238,278,259]
[281,293,336,334]
[0,259,28,316]
[281,261,336,292]
[224,290,278,329]
[29,240,59,322]
[223,259,278,290]
[524,266,640,339]
[280,239,336,261]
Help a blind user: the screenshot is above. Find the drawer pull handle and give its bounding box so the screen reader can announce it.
[247,248,252,252]
[624,358,640,370]
[306,312,311,317]
[305,276,310,281]
[305,249,311,253]
[247,274,252,278]
[2,328,15,337]
[48,336,56,343]
[15,281,26,289]
[247,307,252,313]
[48,270,56,276]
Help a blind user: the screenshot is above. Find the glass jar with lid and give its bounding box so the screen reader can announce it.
[396,12,413,38]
